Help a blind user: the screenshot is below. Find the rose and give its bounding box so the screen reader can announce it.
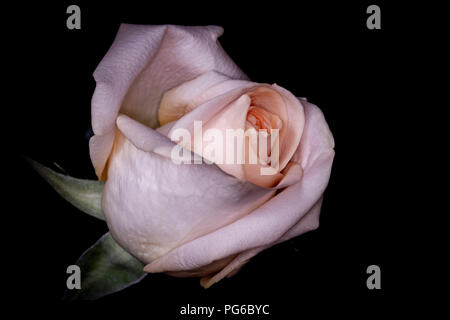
[89,24,334,288]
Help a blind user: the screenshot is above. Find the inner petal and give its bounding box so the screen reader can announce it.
[246,106,282,132]
[245,106,282,165]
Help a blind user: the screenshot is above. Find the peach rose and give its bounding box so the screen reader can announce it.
[90,24,334,288]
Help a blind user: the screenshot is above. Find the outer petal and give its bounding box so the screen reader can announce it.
[199,196,324,288]
[90,24,247,179]
[102,114,274,264]
[291,100,335,168]
[144,101,334,275]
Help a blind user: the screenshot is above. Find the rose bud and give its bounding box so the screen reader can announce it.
[89,24,334,288]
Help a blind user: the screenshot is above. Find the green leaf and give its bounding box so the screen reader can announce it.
[64,232,147,300]
[27,158,105,220]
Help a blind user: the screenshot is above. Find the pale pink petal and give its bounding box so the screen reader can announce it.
[88,132,115,180]
[166,255,236,278]
[200,94,252,179]
[274,162,303,189]
[102,114,274,264]
[90,24,247,178]
[200,247,264,288]
[271,85,305,171]
[144,101,334,273]
[291,100,335,168]
[166,82,257,135]
[158,71,250,126]
[275,196,324,243]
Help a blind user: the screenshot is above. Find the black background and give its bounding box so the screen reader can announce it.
[6,0,428,317]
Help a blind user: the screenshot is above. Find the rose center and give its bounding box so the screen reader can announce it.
[246,106,282,132]
[245,106,282,165]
